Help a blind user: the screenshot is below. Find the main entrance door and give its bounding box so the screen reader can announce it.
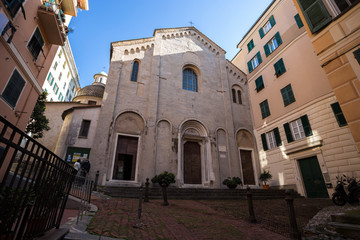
[113,135,138,180]
[184,141,201,184]
[298,156,328,198]
[240,149,255,185]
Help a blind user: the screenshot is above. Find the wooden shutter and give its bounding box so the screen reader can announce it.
[264,43,270,57]
[274,127,282,146]
[269,15,276,27]
[247,61,253,73]
[256,51,262,64]
[255,76,264,92]
[331,102,347,127]
[300,115,313,137]
[274,32,282,45]
[261,133,268,151]
[247,39,254,52]
[296,0,332,33]
[259,28,264,39]
[283,123,294,143]
[294,14,304,28]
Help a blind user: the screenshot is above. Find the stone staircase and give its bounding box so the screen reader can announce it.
[327,209,360,239]
[101,186,302,199]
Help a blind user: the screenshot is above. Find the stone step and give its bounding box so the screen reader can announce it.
[101,186,302,199]
[331,211,360,225]
[327,222,360,239]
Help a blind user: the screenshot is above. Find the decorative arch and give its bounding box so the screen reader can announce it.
[114,111,145,135]
[231,84,243,105]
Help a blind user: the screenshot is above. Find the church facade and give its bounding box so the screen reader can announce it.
[90,27,256,188]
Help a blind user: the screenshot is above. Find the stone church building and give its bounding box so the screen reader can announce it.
[89,27,256,188]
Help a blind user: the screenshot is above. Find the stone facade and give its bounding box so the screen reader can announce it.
[90,27,256,188]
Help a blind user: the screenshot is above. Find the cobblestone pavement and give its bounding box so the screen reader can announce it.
[87,198,290,240]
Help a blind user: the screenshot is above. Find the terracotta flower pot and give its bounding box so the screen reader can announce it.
[263,184,269,190]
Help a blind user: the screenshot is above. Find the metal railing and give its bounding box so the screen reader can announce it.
[0,115,76,239]
[69,175,93,224]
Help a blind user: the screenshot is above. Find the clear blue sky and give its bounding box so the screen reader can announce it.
[68,0,273,87]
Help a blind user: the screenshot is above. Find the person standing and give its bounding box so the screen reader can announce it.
[74,159,81,172]
[81,158,91,178]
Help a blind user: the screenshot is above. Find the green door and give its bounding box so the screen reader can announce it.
[298,156,328,198]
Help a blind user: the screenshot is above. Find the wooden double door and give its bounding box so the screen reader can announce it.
[184,141,202,184]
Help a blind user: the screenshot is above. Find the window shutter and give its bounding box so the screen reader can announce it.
[296,0,332,33]
[274,127,282,146]
[269,15,276,27]
[247,61,253,73]
[274,32,282,45]
[261,133,268,151]
[283,123,294,143]
[247,40,254,52]
[259,28,264,39]
[331,102,347,127]
[255,76,264,92]
[279,58,286,74]
[354,48,360,64]
[264,43,270,57]
[294,14,304,28]
[300,115,313,137]
[256,51,262,64]
[274,61,280,76]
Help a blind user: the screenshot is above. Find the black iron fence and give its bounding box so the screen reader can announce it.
[0,115,76,239]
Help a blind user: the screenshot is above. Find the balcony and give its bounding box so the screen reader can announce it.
[37,1,67,46]
[61,0,77,17]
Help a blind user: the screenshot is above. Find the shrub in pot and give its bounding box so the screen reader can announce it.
[222,177,242,189]
[259,170,272,189]
[151,171,175,205]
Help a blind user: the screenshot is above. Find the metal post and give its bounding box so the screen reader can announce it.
[144,178,149,202]
[161,182,169,206]
[93,170,99,191]
[285,189,301,240]
[133,186,143,228]
[246,186,257,223]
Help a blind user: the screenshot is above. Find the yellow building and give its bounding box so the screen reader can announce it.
[292,0,360,151]
[232,0,360,197]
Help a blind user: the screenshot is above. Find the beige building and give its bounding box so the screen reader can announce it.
[292,0,360,152]
[86,27,256,188]
[232,0,360,197]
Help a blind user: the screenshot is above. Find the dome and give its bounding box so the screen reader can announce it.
[74,84,105,99]
[93,71,108,78]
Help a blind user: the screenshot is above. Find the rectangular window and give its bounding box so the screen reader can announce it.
[63,61,66,69]
[281,84,296,106]
[259,15,276,38]
[88,100,97,105]
[53,83,59,95]
[53,61,58,70]
[354,48,360,65]
[27,28,44,60]
[3,0,25,18]
[58,93,62,100]
[264,32,282,57]
[79,120,91,137]
[284,115,312,143]
[331,102,347,127]
[63,82,66,89]
[255,76,264,92]
[247,51,262,73]
[59,72,62,81]
[67,71,70,78]
[260,99,270,119]
[247,39,255,52]
[261,127,281,151]
[294,14,304,28]
[1,69,25,108]
[47,73,54,86]
[274,58,286,77]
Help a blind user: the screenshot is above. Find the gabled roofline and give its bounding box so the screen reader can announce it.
[236,0,276,48]
[226,59,247,76]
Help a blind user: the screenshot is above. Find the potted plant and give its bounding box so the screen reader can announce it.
[222,177,242,189]
[259,170,272,189]
[151,171,175,205]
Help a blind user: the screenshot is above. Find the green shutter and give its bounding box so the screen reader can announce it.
[331,102,348,127]
[274,32,282,45]
[279,58,286,74]
[274,127,282,146]
[261,133,268,151]
[297,0,332,33]
[259,28,264,39]
[255,76,264,92]
[256,51,262,64]
[264,43,270,57]
[354,48,360,64]
[47,73,52,80]
[283,123,294,143]
[294,14,304,28]
[247,39,254,52]
[269,15,276,27]
[247,61,253,73]
[300,115,313,137]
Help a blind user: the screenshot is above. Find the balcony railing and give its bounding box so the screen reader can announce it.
[37,1,68,46]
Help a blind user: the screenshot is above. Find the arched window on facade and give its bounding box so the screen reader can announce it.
[232,85,243,105]
[131,60,139,82]
[232,89,236,103]
[183,68,198,92]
